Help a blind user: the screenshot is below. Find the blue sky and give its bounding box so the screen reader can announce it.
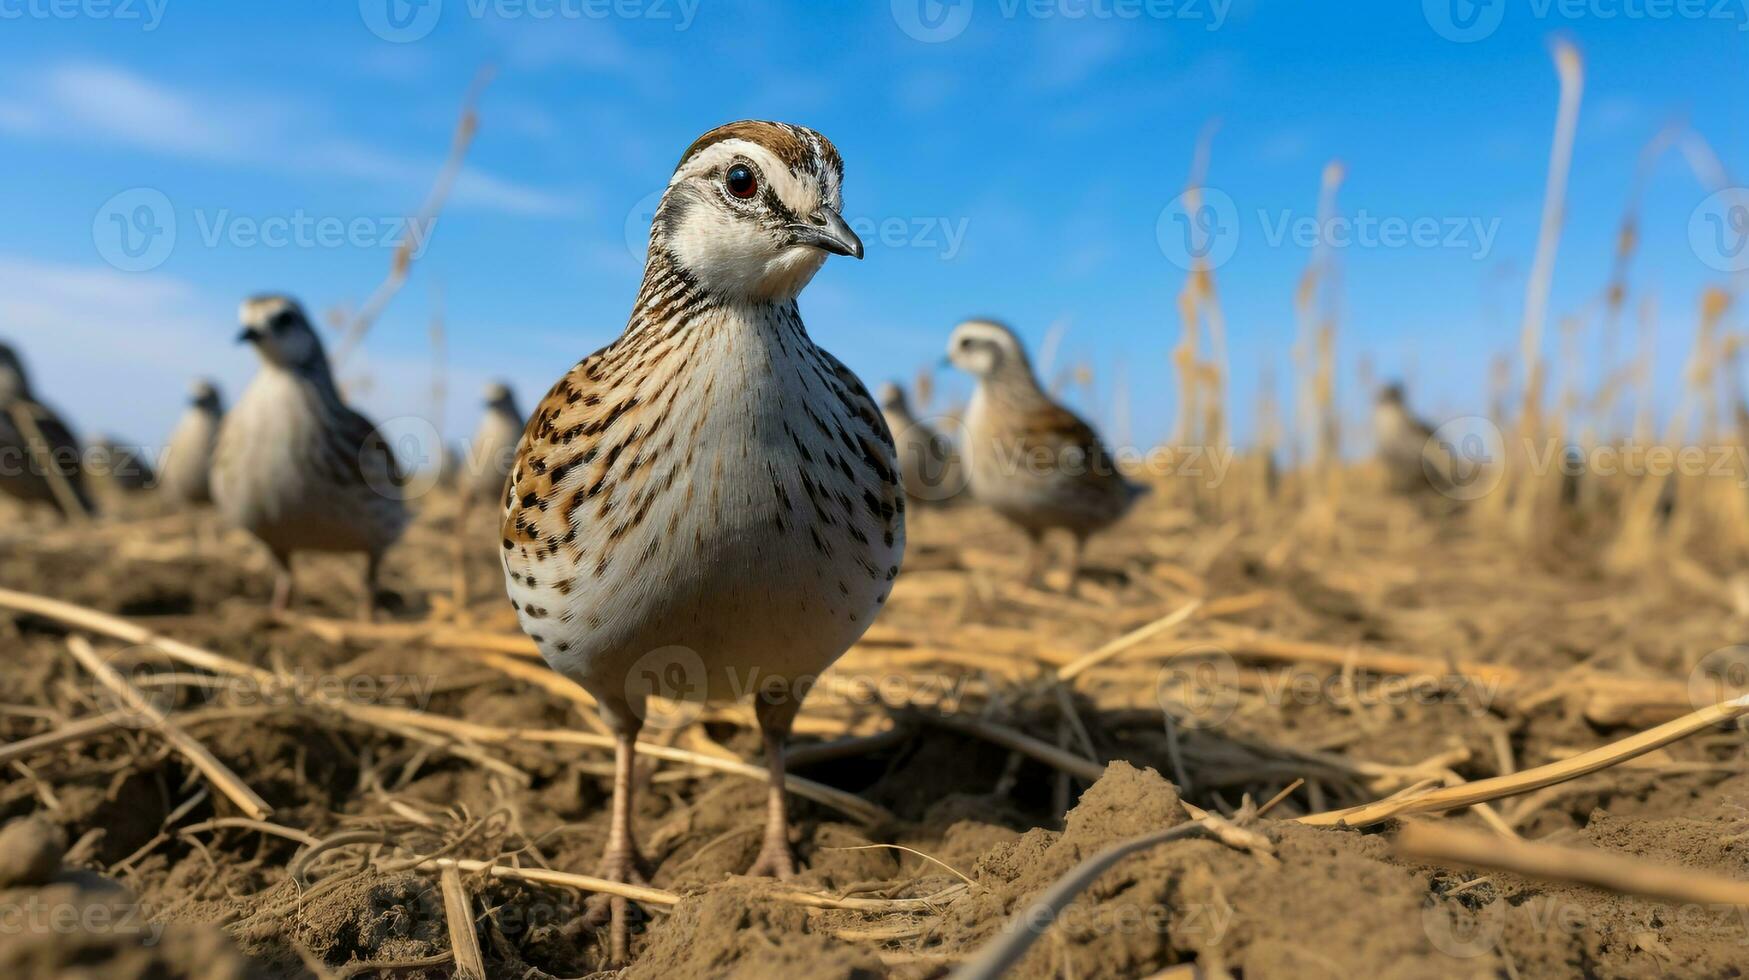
[1,0,1745,456]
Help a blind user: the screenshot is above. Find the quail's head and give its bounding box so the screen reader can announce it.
[190,378,223,413]
[653,121,863,302]
[946,319,1027,379]
[484,381,516,410]
[238,296,327,375]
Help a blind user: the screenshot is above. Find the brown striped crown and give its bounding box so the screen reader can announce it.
[678,120,843,184]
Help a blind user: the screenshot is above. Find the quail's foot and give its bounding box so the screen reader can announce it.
[580,844,650,964]
[745,833,797,880]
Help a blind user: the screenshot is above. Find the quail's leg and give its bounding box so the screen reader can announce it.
[747,691,800,879]
[269,551,294,615]
[360,552,383,622]
[1021,529,1048,587]
[451,502,472,614]
[1065,533,1088,595]
[581,714,649,964]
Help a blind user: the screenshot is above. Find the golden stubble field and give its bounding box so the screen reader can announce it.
[1,456,1747,979]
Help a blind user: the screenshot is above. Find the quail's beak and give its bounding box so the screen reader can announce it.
[937,355,953,371]
[237,326,263,345]
[789,208,864,259]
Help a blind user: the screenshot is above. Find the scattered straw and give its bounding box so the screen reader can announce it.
[1397,822,1749,907]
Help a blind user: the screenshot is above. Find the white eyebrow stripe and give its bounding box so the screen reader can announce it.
[671,138,820,218]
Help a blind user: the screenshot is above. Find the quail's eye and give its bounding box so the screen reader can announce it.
[725,164,757,199]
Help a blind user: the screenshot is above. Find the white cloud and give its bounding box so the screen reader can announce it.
[0,61,580,219]
[0,256,239,441]
[42,61,253,158]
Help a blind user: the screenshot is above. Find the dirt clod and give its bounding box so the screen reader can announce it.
[0,817,66,889]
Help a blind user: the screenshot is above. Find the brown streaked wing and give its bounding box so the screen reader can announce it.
[331,402,403,491]
[502,346,618,550]
[1016,401,1117,467]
